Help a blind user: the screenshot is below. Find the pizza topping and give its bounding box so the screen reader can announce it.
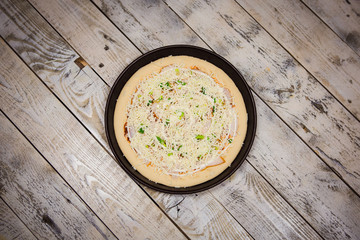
[125,66,239,176]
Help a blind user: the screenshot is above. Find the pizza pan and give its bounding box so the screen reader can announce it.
[105,45,256,194]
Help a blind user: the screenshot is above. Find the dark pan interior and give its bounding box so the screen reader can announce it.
[105,45,257,194]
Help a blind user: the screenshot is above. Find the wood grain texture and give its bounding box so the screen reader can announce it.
[148,187,254,240]
[0,39,186,240]
[14,0,360,236]
[0,0,110,153]
[150,160,322,240]
[27,0,140,86]
[165,0,360,195]
[237,0,360,119]
[93,0,207,51]
[211,162,321,240]
[0,198,36,240]
[0,0,253,238]
[241,94,360,239]
[0,112,116,240]
[302,0,360,54]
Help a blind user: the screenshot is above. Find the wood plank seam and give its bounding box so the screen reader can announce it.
[2,0,358,238]
[22,0,359,234]
[0,195,39,240]
[248,86,360,199]
[0,108,119,240]
[0,38,188,239]
[0,36,189,240]
[160,0,360,198]
[89,0,360,198]
[233,0,360,123]
[242,159,325,239]
[299,0,360,58]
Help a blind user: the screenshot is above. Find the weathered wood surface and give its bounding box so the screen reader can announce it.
[1,0,360,239]
[0,0,253,238]
[0,0,320,238]
[165,0,360,195]
[27,0,140,86]
[237,0,360,119]
[0,198,36,240]
[93,0,208,51]
[0,0,110,153]
[0,112,116,240]
[302,0,360,54]
[0,39,186,239]
[8,0,337,238]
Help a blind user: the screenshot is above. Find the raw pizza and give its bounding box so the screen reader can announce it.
[114,56,247,187]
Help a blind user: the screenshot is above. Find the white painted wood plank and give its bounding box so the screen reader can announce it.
[27,0,141,86]
[0,112,116,240]
[0,0,110,153]
[16,0,360,237]
[150,160,323,240]
[0,198,36,240]
[0,39,186,240]
[0,1,253,238]
[302,0,360,54]
[93,0,207,51]
[165,0,360,195]
[237,0,360,118]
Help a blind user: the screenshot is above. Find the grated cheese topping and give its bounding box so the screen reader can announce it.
[125,65,238,176]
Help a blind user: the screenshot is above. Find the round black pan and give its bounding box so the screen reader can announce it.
[105,45,256,194]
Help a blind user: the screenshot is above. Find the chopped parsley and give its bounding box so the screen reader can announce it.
[195,135,204,140]
[228,139,233,143]
[177,80,187,85]
[200,86,206,95]
[156,136,166,147]
[138,128,144,134]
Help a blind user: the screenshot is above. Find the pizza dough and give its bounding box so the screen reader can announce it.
[114,56,247,187]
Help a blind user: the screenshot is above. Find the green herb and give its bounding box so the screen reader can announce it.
[214,146,219,150]
[166,81,171,87]
[177,80,187,85]
[207,136,210,141]
[149,91,153,95]
[197,155,202,160]
[138,94,142,98]
[195,135,204,140]
[212,106,215,113]
[159,83,163,88]
[158,95,163,101]
[168,97,171,100]
[145,145,150,148]
[228,139,233,143]
[177,145,183,151]
[147,100,153,106]
[151,143,155,147]
[179,111,184,120]
[138,128,144,134]
[175,68,180,75]
[200,87,206,95]
[165,119,170,125]
[214,98,216,103]
[156,136,166,147]
[168,153,173,156]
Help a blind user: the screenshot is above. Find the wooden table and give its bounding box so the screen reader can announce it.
[1,0,359,239]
